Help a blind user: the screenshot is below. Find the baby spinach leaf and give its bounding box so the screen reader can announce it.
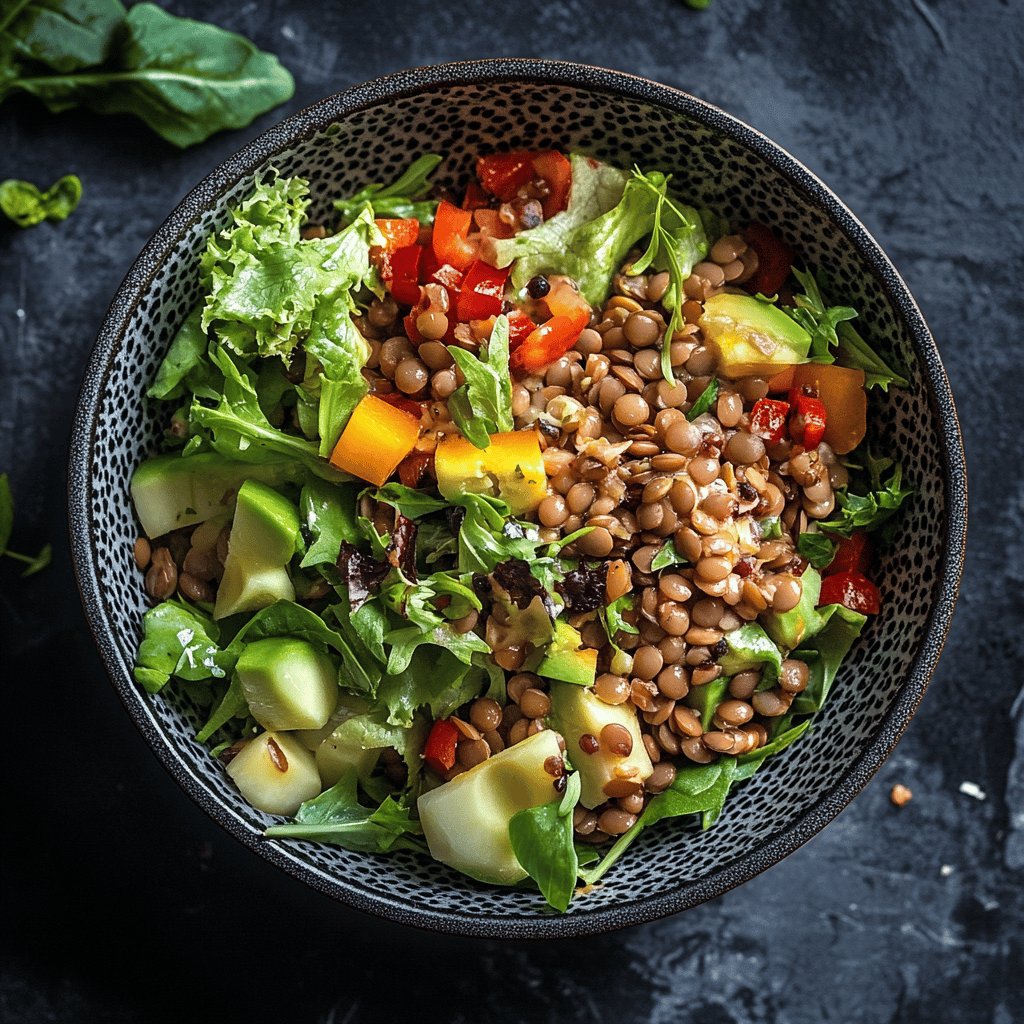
[717,623,782,685]
[3,3,294,147]
[446,315,513,450]
[790,603,867,715]
[0,173,81,227]
[334,153,442,225]
[376,646,491,728]
[686,675,730,731]
[732,720,811,781]
[369,483,448,520]
[797,531,837,569]
[686,378,719,421]
[195,673,246,743]
[147,305,219,401]
[509,771,580,912]
[600,593,639,653]
[0,0,125,76]
[265,769,423,851]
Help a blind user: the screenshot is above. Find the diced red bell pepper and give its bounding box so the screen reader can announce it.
[377,391,424,419]
[790,394,827,449]
[398,451,434,488]
[507,309,537,349]
[432,200,476,271]
[370,219,420,280]
[462,180,490,210]
[430,263,465,294]
[749,398,790,444]
[476,151,536,201]
[826,531,872,577]
[531,150,571,218]
[818,570,881,615]
[509,310,589,373]
[456,260,510,322]
[388,244,424,306]
[743,222,795,296]
[424,718,460,775]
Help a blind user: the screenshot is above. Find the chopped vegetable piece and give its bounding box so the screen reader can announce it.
[825,531,872,576]
[790,363,867,454]
[432,200,476,270]
[818,570,881,614]
[424,719,460,775]
[699,293,811,378]
[456,260,511,321]
[750,398,790,443]
[329,394,420,486]
[530,151,572,218]
[506,309,537,348]
[790,394,827,448]
[462,181,490,210]
[767,365,796,393]
[388,244,424,305]
[435,431,547,514]
[509,311,589,374]
[476,151,536,200]
[743,222,795,296]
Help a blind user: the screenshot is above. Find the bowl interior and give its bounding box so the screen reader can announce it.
[76,70,953,934]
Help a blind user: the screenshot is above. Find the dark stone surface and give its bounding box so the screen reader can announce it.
[1,0,1021,1020]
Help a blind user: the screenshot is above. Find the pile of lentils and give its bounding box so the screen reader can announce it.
[349,231,849,846]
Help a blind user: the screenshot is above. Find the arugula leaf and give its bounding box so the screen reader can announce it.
[835,320,910,391]
[369,483,449,520]
[797,531,837,569]
[334,153,443,225]
[578,759,737,885]
[2,3,294,148]
[600,593,639,653]
[133,598,232,693]
[0,473,51,576]
[265,769,423,851]
[453,493,546,574]
[785,266,858,362]
[509,771,580,912]
[299,477,361,569]
[446,315,514,449]
[649,540,689,573]
[686,379,719,421]
[189,345,345,481]
[820,451,913,538]
[0,173,80,227]
[195,673,247,743]
[790,604,867,715]
[627,169,709,381]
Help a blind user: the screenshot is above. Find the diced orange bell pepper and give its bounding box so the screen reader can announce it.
[790,363,867,454]
[766,365,796,393]
[329,394,420,486]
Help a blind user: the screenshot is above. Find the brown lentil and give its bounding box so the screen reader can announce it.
[595,673,630,705]
[520,688,551,719]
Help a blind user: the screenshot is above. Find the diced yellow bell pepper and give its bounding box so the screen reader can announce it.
[329,394,420,486]
[435,431,547,514]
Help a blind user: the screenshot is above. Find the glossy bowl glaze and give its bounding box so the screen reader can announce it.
[69,59,967,937]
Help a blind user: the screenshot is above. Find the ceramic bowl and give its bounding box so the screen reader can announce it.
[69,59,967,937]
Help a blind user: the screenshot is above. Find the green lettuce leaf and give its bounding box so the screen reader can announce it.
[0,173,81,227]
[147,305,220,401]
[133,598,231,693]
[797,531,838,569]
[446,314,514,449]
[299,477,361,569]
[820,451,913,538]
[790,603,867,715]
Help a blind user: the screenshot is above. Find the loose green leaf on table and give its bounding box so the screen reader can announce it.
[0,174,81,227]
[1,2,294,147]
[0,473,52,576]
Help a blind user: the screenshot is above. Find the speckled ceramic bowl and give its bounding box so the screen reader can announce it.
[69,59,967,937]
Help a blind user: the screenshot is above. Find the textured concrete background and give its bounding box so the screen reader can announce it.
[1,1,1021,1021]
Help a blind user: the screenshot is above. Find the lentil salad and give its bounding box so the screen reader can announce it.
[130,149,912,909]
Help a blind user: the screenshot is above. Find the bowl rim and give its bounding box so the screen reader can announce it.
[68,57,968,939]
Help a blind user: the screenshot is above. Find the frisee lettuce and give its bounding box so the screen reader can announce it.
[446,315,514,449]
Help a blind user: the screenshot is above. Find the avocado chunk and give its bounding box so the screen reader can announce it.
[226,730,321,815]
[435,431,547,514]
[236,637,338,732]
[699,294,811,379]
[131,452,303,539]
[417,730,563,885]
[761,567,822,649]
[535,620,598,686]
[213,480,301,620]
[548,682,653,809]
